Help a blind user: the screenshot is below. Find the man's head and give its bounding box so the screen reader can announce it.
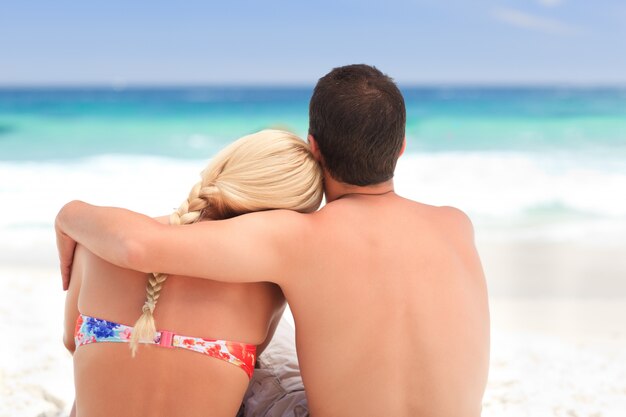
[308,64,406,186]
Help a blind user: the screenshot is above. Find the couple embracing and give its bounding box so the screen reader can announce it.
[56,64,489,417]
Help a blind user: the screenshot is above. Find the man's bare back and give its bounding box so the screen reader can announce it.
[277,193,489,416]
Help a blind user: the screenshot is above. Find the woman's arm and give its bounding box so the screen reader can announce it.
[256,302,287,356]
[56,201,308,289]
[56,221,77,291]
[63,245,86,354]
[55,205,169,291]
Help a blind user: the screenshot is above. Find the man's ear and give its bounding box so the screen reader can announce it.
[308,134,323,162]
[398,137,406,157]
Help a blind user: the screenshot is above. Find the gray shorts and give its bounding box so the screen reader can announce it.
[238,318,309,417]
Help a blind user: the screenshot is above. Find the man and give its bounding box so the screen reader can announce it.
[56,64,490,416]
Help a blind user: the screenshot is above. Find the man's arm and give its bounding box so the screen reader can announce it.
[56,212,170,290]
[56,200,308,288]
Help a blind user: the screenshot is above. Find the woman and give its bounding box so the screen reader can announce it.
[62,130,323,417]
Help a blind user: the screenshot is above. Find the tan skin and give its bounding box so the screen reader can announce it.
[63,216,285,417]
[57,137,490,417]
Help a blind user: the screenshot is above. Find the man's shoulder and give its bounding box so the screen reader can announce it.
[434,205,473,226]
[397,197,472,222]
[431,205,476,246]
[239,207,312,220]
[237,208,318,238]
[397,199,475,239]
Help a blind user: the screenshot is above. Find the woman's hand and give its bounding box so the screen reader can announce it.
[55,210,77,291]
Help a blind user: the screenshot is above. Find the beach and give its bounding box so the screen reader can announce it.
[1,241,626,417]
[1,86,625,416]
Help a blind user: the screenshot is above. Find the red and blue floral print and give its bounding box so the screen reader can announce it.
[75,314,256,378]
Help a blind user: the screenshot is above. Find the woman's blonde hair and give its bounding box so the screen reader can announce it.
[129,129,323,355]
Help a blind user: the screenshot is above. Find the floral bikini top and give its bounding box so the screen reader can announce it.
[75,314,256,378]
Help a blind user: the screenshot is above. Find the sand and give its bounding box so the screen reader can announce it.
[1,238,625,417]
[0,266,73,417]
[484,298,626,417]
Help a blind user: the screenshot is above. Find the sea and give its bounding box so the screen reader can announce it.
[1,86,625,251]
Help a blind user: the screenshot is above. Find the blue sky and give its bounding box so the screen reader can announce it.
[1,0,625,85]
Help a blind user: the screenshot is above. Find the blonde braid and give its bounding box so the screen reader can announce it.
[128,129,323,356]
[129,181,217,356]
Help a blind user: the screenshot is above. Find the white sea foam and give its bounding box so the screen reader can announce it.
[396,152,626,217]
[0,156,201,262]
[0,155,200,228]
[396,151,626,242]
[1,151,624,248]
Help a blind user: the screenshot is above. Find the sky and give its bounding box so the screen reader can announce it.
[1,0,625,86]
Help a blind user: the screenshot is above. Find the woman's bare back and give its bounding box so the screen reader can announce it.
[68,244,285,417]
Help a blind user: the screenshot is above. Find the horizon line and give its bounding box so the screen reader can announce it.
[1,81,626,89]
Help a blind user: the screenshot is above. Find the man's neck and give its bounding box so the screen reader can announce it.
[323,172,395,203]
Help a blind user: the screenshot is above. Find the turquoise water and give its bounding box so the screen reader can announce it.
[1,87,625,160]
[1,86,625,242]
[0,88,311,160]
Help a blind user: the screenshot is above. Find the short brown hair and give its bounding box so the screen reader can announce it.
[308,64,406,186]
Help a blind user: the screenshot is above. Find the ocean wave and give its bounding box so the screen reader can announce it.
[1,152,624,242]
[395,152,626,217]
